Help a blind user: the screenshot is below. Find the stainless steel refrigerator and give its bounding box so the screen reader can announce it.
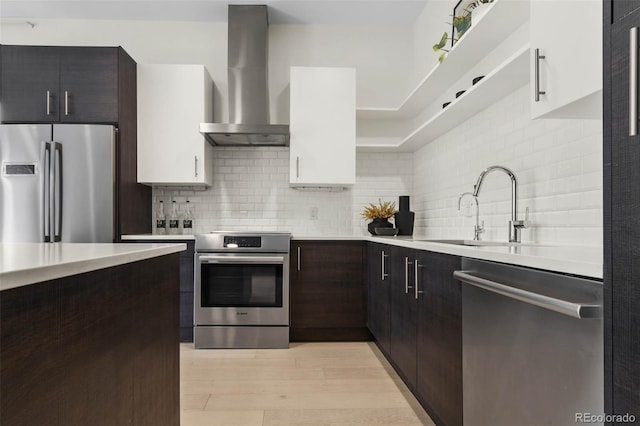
[0,124,115,243]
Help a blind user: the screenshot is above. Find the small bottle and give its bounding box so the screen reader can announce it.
[168,200,179,235]
[182,200,194,235]
[155,200,166,235]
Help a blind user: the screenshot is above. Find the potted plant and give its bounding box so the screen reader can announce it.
[432,14,471,63]
[362,199,396,235]
[433,0,494,63]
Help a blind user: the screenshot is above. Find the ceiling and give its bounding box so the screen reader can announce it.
[1,0,429,25]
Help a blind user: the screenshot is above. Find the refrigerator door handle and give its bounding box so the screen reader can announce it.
[43,142,52,242]
[51,142,63,242]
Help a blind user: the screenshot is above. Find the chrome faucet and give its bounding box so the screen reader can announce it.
[472,165,530,243]
[458,192,484,240]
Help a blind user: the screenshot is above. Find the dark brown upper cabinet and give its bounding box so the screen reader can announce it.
[1,45,118,124]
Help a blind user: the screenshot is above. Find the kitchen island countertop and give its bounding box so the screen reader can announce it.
[0,243,186,291]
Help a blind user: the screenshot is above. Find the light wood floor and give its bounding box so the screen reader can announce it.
[180,341,435,426]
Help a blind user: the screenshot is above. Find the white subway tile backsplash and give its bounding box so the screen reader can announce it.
[153,147,413,236]
[412,86,602,246]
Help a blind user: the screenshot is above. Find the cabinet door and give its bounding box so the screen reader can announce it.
[416,252,462,426]
[367,243,391,353]
[607,8,640,418]
[530,1,602,119]
[1,45,60,122]
[389,247,417,389]
[613,1,640,24]
[290,241,368,341]
[289,67,356,187]
[59,47,118,123]
[137,64,213,186]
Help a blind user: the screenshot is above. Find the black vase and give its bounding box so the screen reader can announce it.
[394,195,415,236]
[368,218,392,235]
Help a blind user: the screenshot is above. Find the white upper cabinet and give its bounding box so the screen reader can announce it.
[530,0,602,119]
[289,67,356,187]
[137,64,213,186]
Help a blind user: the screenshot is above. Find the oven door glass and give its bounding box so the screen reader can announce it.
[200,263,283,308]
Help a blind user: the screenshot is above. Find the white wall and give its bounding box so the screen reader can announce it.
[411,0,451,90]
[0,19,413,122]
[412,86,602,246]
[269,24,412,122]
[154,148,413,236]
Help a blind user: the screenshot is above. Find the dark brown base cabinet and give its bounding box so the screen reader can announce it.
[367,242,462,426]
[367,242,392,353]
[0,44,151,238]
[604,2,640,419]
[129,239,195,342]
[290,240,371,341]
[390,246,418,389]
[0,255,180,426]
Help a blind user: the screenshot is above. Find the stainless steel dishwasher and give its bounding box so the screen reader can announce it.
[454,258,603,426]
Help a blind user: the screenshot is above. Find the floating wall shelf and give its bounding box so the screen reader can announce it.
[398,45,529,151]
[356,0,530,121]
[357,45,530,152]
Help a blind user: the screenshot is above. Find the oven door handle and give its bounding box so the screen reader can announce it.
[198,255,285,264]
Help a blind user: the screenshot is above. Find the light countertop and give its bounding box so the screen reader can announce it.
[0,243,186,291]
[294,236,602,279]
[121,234,195,240]
[367,237,602,279]
[121,234,602,279]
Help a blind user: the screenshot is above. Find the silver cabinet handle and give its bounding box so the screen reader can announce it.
[631,27,638,136]
[381,251,388,280]
[534,48,546,102]
[195,155,198,178]
[296,156,300,179]
[453,270,601,319]
[404,257,414,293]
[46,91,52,116]
[64,91,69,116]
[415,260,423,300]
[297,246,301,271]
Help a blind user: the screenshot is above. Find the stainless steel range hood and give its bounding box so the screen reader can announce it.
[200,5,289,146]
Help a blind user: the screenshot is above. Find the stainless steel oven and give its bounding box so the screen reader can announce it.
[194,231,291,349]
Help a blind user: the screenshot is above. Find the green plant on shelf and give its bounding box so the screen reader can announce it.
[433,15,471,63]
[433,0,493,63]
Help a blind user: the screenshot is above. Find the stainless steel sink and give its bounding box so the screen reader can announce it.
[414,239,542,247]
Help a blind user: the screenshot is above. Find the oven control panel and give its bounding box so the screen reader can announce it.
[223,236,262,248]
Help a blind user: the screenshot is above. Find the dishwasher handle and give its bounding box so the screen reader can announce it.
[453,270,601,319]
